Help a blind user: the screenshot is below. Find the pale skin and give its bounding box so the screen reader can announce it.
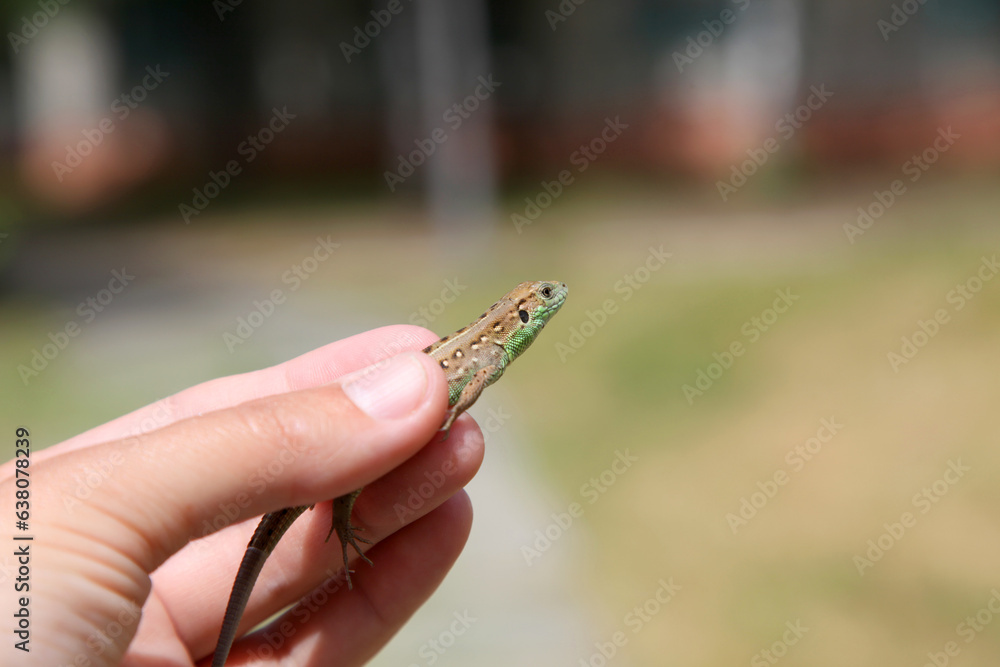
[0,325,485,667]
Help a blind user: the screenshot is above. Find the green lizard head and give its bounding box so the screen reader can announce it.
[502,280,568,359]
[517,280,568,326]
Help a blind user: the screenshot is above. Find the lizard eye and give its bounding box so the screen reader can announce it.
[540,285,552,298]
[519,309,529,323]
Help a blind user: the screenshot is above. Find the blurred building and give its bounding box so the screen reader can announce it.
[0,0,997,215]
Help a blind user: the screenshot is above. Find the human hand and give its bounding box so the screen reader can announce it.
[0,325,485,666]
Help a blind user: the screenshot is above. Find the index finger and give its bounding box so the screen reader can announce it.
[32,324,439,463]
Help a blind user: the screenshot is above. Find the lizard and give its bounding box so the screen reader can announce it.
[211,280,568,666]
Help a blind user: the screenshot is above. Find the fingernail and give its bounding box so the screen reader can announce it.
[341,352,428,420]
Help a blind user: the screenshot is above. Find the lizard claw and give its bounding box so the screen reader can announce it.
[328,492,373,589]
[331,521,373,589]
[437,407,458,440]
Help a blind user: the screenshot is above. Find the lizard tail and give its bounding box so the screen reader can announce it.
[211,506,308,667]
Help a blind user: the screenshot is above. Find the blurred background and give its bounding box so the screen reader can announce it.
[3,0,1000,665]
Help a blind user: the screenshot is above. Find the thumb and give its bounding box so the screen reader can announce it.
[21,350,448,665]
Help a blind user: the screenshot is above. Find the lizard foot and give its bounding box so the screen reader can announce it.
[327,491,373,589]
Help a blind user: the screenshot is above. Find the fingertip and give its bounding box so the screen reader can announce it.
[341,352,430,420]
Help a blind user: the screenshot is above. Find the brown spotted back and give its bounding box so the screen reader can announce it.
[421,281,568,404]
